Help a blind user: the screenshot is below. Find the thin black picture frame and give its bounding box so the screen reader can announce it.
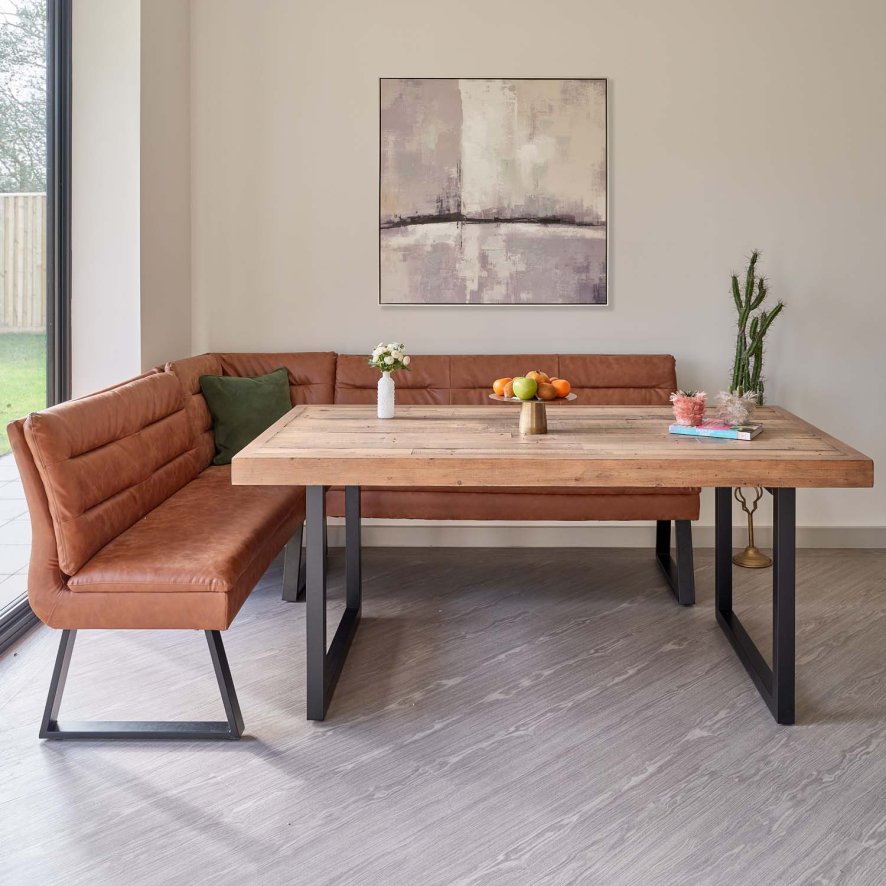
[378,77,609,307]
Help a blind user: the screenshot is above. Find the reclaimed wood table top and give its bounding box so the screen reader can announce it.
[232,404,874,489]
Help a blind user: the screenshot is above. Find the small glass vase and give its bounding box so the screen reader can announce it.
[377,371,395,419]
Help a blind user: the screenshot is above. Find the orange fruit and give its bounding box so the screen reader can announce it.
[503,380,515,398]
[492,377,512,396]
[537,382,557,401]
[551,378,571,398]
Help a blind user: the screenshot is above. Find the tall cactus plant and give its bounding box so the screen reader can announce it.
[730,251,785,404]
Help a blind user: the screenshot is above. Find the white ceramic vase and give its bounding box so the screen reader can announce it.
[377,371,395,419]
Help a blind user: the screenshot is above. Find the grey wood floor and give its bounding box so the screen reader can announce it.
[2,546,886,886]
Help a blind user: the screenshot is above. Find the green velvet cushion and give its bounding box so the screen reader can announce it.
[199,367,292,465]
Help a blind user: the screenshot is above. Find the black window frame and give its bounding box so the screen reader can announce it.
[0,0,72,654]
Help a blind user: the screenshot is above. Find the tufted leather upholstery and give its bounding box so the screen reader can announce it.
[167,352,339,469]
[10,370,305,631]
[8,350,698,634]
[332,354,678,406]
[65,466,304,628]
[24,372,200,575]
[559,355,677,405]
[335,354,451,405]
[165,353,222,470]
[218,352,338,405]
[7,418,69,627]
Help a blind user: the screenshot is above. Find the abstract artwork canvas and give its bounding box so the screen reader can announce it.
[380,78,607,305]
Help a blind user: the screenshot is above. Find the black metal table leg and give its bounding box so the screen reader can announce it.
[282,523,305,602]
[306,485,362,721]
[772,488,796,722]
[715,486,796,724]
[655,519,696,605]
[345,485,362,611]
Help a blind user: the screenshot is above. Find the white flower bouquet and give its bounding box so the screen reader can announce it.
[369,342,410,373]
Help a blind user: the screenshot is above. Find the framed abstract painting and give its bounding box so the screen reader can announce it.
[379,78,608,306]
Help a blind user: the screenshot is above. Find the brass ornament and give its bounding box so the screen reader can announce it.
[733,486,772,568]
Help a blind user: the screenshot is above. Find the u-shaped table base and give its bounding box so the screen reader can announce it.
[715,486,796,724]
[302,484,797,725]
[305,485,362,721]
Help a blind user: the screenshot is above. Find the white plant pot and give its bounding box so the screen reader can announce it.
[377,371,395,419]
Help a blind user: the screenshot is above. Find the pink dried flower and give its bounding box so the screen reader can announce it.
[670,390,707,426]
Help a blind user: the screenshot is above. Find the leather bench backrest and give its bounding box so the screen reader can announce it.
[335,354,451,404]
[449,355,561,404]
[7,418,68,622]
[165,353,224,470]
[23,372,199,575]
[218,352,338,404]
[558,355,676,405]
[165,352,339,468]
[334,354,677,406]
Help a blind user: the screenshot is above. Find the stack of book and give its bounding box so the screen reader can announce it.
[668,419,763,440]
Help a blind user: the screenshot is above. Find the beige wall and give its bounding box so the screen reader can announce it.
[72,0,190,397]
[189,0,885,534]
[140,0,191,371]
[72,0,141,396]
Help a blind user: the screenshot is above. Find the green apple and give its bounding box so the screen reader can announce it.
[511,376,538,400]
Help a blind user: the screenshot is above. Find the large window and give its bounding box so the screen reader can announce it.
[0,0,69,650]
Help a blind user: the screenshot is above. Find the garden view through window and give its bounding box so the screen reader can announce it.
[0,0,47,612]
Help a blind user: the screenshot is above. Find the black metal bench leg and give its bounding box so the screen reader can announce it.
[715,486,796,724]
[306,484,362,721]
[39,629,244,740]
[282,523,306,602]
[655,519,696,605]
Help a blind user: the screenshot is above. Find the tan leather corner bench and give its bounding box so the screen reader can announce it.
[166,351,699,605]
[9,371,305,740]
[10,350,698,741]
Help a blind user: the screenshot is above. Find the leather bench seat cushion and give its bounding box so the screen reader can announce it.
[65,466,304,630]
[326,487,700,522]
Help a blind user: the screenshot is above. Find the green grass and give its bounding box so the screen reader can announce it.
[0,332,46,456]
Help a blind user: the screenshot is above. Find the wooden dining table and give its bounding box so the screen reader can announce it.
[232,404,874,724]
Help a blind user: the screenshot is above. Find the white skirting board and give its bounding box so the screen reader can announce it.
[323,519,886,549]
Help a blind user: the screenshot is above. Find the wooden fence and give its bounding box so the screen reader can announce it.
[0,193,46,332]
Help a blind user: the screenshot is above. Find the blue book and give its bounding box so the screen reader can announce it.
[669,420,763,440]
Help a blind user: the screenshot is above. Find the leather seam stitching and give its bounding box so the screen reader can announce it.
[68,579,227,591]
[60,403,188,464]
[65,445,195,522]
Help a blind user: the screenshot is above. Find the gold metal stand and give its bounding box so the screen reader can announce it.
[519,401,548,435]
[733,487,772,568]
